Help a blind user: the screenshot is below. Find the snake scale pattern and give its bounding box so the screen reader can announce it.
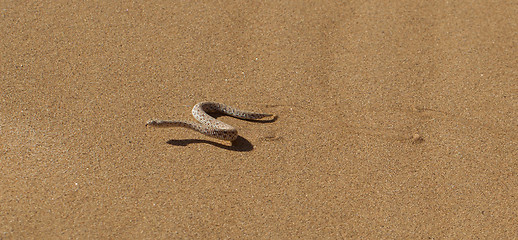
[146,102,274,141]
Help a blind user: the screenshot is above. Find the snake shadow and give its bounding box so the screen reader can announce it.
[166,136,253,152]
[166,114,278,152]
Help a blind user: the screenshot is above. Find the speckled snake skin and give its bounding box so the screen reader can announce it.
[146,102,274,141]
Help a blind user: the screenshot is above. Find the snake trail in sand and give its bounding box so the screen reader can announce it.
[146,102,275,141]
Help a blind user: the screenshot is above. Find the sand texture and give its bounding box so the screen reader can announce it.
[1,1,517,239]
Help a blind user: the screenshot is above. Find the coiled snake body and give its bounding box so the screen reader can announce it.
[146,102,274,141]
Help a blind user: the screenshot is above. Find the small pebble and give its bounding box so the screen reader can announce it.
[412,133,424,143]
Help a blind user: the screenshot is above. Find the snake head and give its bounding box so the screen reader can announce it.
[145,120,159,126]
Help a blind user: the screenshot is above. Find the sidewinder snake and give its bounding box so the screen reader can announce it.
[146,102,275,141]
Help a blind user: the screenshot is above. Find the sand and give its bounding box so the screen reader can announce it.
[1,1,517,238]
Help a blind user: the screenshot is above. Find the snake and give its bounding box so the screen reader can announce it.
[146,102,274,141]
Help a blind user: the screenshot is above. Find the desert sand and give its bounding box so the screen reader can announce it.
[1,1,517,238]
